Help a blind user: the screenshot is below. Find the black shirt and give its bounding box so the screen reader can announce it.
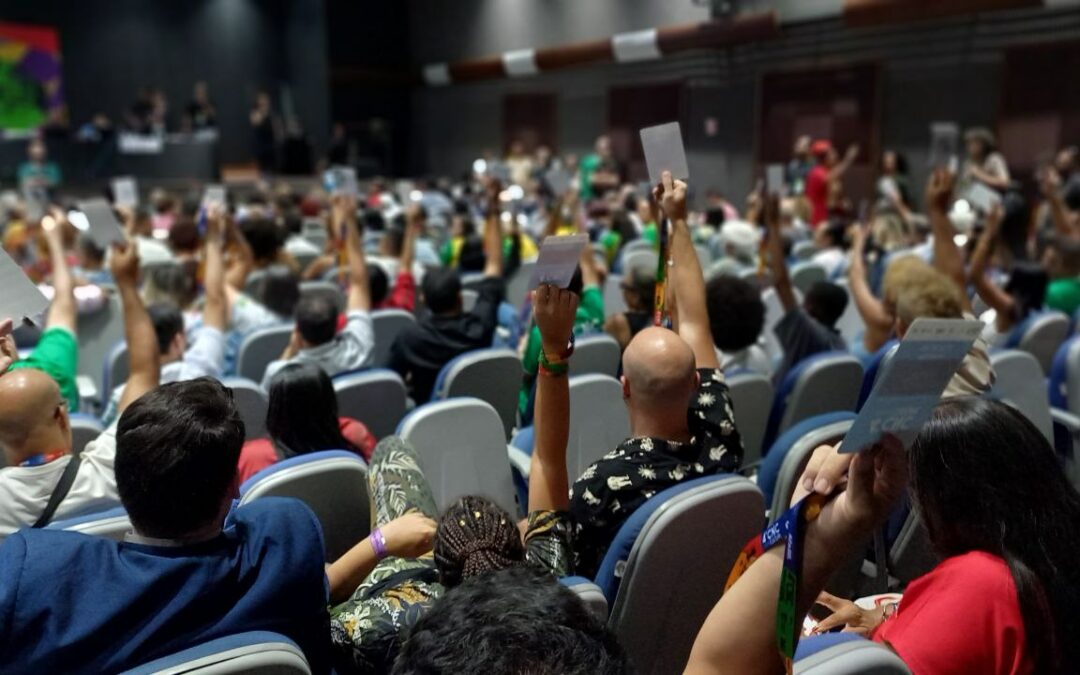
[389,277,505,402]
[569,368,743,577]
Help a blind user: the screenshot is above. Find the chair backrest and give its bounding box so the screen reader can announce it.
[791,240,817,261]
[220,377,269,441]
[292,251,320,274]
[397,398,518,516]
[794,633,911,674]
[764,352,863,451]
[559,576,609,621]
[725,371,774,468]
[506,261,536,308]
[761,287,803,363]
[122,631,311,675]
[432,349,522,438]
[621,249,658,278]
[790,262,827,294]
[603,274,629,316]
[566,375,630,481]
[832,279,865,348]
[460,288,478,313]
[77,293,126,395]
[600,475,764,675]
[621,238,656,257]
[298,280,345,314]
[238,450,370,561]
[991,349,1053,442]
[70,413,105,456]
[333,369,408,440]
[1049,335,1080,414]
[759,412,856,518]
[887,507,939,587]
[694,244,712,269]
[1007,311,1070,375]
[103,340,130,406]
[47,506,131,541]
[236,325,294,383]
[303,230,327,253]
[369,309,416,368]
[857,340,899,411]
[568,334,621,378]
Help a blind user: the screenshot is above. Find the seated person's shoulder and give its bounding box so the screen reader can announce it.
[230,496,322,545]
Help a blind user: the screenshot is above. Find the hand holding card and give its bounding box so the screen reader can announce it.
[528,234,589,290]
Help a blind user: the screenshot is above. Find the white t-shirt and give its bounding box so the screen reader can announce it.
[718,344,773,376]
[812,248,847,279]
[261,309,375,389]
[0,424,120,540]
[285,235,321,258]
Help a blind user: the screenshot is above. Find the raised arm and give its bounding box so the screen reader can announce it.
[657,171,719,369]
[529,284,576,512]
[334,195,371,312]
[224,216,255,292]
[847,223,893,352]
[41,210,76,334]
[111,240,161,413]
[763,194,797,313]
[685,439,907,675]
[482,180,504,278]
[1040,168,1079,240]
[401,205,421,271]
[827,144,859,182]
[969,205,1014,318]
[925,168,971,312]
[201,206,228,331]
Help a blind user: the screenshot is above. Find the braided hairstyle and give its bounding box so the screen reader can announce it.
[434,496,525,587]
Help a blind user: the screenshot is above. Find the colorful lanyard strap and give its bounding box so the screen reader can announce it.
[725,492,829,674]
[653,218,670,326]
[19,450,68,468]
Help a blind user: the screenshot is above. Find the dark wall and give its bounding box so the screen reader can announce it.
[0,0,330,164]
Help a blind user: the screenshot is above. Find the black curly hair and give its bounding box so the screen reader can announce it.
[706,275,766,352]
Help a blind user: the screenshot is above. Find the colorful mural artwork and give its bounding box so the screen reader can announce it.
[0,22,64,131]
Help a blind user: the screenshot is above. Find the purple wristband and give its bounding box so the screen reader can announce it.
[370,527,389,559]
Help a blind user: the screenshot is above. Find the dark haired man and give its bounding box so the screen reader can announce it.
[389,181,504,402]
[394,567,630,675]
[261,195,373,389]
[764,196,847,385]
[705,275,769,374]
[0,377,330,673]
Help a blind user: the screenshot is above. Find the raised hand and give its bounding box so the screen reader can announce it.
[109,240,141,288]
[654,170,688,222]
[533,284,580,358]
[925,167,956,214]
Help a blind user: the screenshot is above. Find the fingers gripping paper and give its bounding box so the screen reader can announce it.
[841,318,983,454]
[528,235,589,290]
[0,248,48,325]
[640,122,689,187]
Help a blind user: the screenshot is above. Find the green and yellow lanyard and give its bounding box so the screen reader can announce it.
[653,217,669,326]
[725,493,829,674]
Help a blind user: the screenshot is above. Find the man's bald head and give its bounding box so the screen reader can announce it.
[622,327,698,414]
[0,369,70,460]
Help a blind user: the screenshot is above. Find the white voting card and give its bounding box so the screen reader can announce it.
[766,164,785,195]
[77,198,125,250]
[324,167,358,198]
[488,161,512,185]
[545,166,571,197]
[841,318,983,454]
[111,176,138,208]
[0,248,48,325]
[928,122,959,170]
[202,184,227,208]
[640,122,689,188]
[528,234,589,290]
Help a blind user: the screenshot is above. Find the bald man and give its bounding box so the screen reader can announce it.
[0,239,159,537]
[569,175,743,577]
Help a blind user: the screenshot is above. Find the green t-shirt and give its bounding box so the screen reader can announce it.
[641,222,659,247]
[1046,278,1080,317]
[578,153,602,200]
[518,286,605,414]
[599,231,621,265]
[8,326,80,412]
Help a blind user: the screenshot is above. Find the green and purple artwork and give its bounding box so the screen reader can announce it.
[0,22,63,131]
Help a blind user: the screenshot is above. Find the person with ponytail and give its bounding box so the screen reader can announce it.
[687,396,1080,674]
[329,283,580,674]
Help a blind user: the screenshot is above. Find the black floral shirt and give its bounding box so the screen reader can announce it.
[569,368,743,578]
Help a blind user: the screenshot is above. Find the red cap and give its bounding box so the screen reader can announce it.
[810,140,832,157]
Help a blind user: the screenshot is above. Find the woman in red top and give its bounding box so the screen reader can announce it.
[687,396,1080,675]
[237,362,376,486]
[805,140,859,227]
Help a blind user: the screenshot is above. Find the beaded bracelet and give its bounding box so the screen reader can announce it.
[538,333,576,369]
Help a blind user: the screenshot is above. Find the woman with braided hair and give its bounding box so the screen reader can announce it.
[329,284,581,674]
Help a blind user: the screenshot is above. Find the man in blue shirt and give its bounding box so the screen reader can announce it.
[0,377,330,674]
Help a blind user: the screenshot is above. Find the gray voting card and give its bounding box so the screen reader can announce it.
[929,122,959,170]
[528,234,589,290]
[0,248,48,325]
[766,164,785,195]
[324,167,358,199]
[202,184,227,208]
[841,318,983,454]
[640,121,689,188]
[545,166,571,196]
[111,176,138,208]
[77,198,125,250]
[488,161,512,185]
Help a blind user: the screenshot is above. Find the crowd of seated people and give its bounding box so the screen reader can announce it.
[0,119,1079,675]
